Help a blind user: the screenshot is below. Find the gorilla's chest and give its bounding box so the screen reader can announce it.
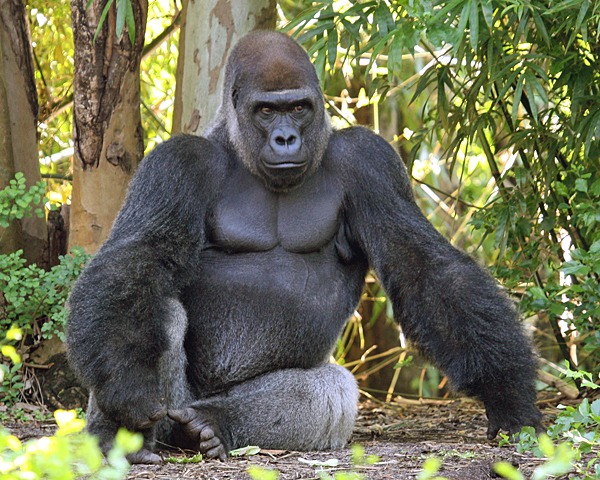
[207,167,343,253]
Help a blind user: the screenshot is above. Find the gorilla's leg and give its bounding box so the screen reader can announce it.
[86,298,192,464]
[169,363,358,459]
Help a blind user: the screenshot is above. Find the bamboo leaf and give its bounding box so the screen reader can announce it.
[296,22,333,45]
[125,0,135,45]
[512,74,524,125]
[523,72,538,121]
[93,0,115,43]
[409,67,437,104]
[430,0,464,24]
[480,0,493,28]
[283,6,324,33]
[575,0,591,39]
[116,0,126,40]
[374,2,394,38]
[455,1,471,53]
[326,27,338,71]
[469,0,479,50]
[531,9,550,46]
[388,34,403,80]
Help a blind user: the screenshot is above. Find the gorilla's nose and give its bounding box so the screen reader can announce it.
[270,127,301,156]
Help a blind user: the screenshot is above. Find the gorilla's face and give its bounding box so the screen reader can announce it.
[221,31,332,192]
[234,87,325,191]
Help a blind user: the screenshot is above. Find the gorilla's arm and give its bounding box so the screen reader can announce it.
[335,127,541,438]
[66,135,224,431]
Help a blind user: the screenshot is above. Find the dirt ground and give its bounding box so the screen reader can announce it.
[6,394,570,480]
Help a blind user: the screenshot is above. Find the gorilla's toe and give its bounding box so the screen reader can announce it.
[127,448,162,464]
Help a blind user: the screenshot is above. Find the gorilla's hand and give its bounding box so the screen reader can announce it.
[95,383,167,431]
[484,397,543,440]
[168,407,228,461]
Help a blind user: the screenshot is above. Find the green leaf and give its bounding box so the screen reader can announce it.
[480,0,493,28]
[164,453,203,463]
[494,461,525,480]
[575,178,588,193]
[93,0,115,43]
[512,74,525,125]
[561,260,591,276]
[116,0,126,40]
[247,466,279,480]
[469,0,479,50]
[326,27,338,71]
[125,0,135,45]
[229,445,261,457]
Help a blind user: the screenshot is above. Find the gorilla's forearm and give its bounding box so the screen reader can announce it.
[337,128,541,436]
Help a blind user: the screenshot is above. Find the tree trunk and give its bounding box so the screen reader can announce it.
[69,0,148,253]
[172,0,276,134]
[0,0,47,265]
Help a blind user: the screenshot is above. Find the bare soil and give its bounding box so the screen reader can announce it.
[6,395,566,479]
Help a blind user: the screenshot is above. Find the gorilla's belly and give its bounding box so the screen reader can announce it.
[181,248,364,395]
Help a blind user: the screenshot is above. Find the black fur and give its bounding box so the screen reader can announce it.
[66,31,541,464]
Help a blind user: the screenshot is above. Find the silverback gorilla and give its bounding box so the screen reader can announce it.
[66,31,541,464]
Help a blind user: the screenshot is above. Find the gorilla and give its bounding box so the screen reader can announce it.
[66,30,541,464]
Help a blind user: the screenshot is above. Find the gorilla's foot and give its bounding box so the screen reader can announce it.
[127,448,162,464]
[168,408,228,461]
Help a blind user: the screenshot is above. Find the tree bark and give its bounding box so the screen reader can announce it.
[69,0,148,253]
[0,0,47,264]
[172,0,276,134]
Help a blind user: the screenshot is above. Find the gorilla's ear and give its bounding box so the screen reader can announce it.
[232,88,239,109]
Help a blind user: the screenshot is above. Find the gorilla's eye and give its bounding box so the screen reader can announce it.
[293,105,304,113]
[260,106,273,115]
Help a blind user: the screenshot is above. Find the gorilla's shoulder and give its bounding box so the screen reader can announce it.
[327,126,403,172]
[140,134,230,177]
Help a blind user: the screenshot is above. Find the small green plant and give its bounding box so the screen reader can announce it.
[494,435,577,480]
[2,328,139,479]
[498,367,600,479]
[164,452,203,464]
[1,327,24,404]
[0,172,45,228]
[245,444,381,480]
[247,466,280,480]
[0,410,142,480]
[0,247,89,341]
[417,456,448,480]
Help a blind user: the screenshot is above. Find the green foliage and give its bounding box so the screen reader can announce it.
[90,0,136,45]
[495,435,578,480]
[163,452,203,464]
[313,445,380,480]
[0,328,24,406]
[0,247,89,342]
[0,176,90,405]
[417,456,447,480]
[1,331,138,479]
[0,410,142,480]
[498,374,600,479]
[285,0,600,373]
[247,466,280,480]
[0,173,45,228]
[246,445,381,480]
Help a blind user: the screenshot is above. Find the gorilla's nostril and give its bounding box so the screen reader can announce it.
[275,136,286,146]
[287,136,296,145]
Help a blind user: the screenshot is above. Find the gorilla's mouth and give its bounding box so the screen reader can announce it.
[262,159,308,170]
[258,160,309,191]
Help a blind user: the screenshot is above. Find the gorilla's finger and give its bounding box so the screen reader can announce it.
[149,407,168,422]
[486,424,500,440]
[205,444,227,461]
[168,408,197,425]
[127,449,162,464]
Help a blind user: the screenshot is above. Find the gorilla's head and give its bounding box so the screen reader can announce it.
[208,31,331,192]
